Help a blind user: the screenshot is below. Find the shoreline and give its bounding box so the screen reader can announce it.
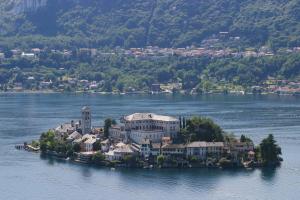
[37,150,267,170]
[1,90,300,97]
[16,142,279,170]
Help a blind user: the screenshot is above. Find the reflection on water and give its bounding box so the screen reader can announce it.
[40,154,277,187]
[0,93,299,200]
[260,167,278,181]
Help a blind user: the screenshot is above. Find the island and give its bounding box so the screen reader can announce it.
[20,106,283,169]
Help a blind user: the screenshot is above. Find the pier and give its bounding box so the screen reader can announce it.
[15,143,40,152]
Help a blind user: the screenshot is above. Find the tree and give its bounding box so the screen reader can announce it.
[112,119,117,125]
[123,155,139,167]
[189,156,198,163]
[103,81,112,92]
[177,128,189,143]
[92,152,106,165]
[104,118,113,138]
[240,134,252,143]
[39,130,56,152]
[157,155,164,166]
[54,141,68,154]
[66,144,74,157]
[157,69,173,83]
[40,142,47,152]
[116,82,124,92]
[179,116,182,129]
[224,132,237,143]
[185,116,224,142]
[182,117,186,129]
[259,134,282,166]
[93,140,101,151]
[3,47,12,58]
[73,143,81,152]
[240,134,246,142]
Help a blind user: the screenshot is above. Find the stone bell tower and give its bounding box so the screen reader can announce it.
[81,106,91,134]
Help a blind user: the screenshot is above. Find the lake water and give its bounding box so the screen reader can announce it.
[0,93,300,200]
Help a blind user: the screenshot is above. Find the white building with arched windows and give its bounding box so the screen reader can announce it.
[109,113,180,144]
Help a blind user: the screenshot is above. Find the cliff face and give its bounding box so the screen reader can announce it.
[9,0,48,14]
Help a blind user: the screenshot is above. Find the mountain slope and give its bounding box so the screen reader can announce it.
[1,0,300,48]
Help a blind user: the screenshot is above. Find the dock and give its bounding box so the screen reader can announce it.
[15,144,40,152]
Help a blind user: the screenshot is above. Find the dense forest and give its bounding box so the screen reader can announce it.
[1,0,300,49]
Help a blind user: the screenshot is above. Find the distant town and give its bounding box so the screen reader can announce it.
[17,106,282,169]
[1,40,300,95]
[2,67,300,96]
[3,31,300,60]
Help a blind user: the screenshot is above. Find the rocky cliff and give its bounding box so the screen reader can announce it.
[4,0,48,14]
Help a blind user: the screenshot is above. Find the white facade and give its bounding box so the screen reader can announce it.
[140,139,152,158]
[186,142,207,160]
[149,143,161,156]
[82,134,97,152]
[100,139,110,152]
[109,126,126,140]
[81,106,91,134]
[161,143,186,156]
[130,130,166,144]
[206,142,224,158]
[186,141,224,160]
[105,142,136,161]
[110,113,180,144]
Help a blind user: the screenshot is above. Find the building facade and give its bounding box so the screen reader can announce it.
[186,141,224,160]
[104,142,138,161]
[109,113,180,144]
[231,141,254,153]
[82,134,97,152]
[161,143,186,157]
[186,142,208,160]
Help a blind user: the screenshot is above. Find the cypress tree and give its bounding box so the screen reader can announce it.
[179,116,182,129]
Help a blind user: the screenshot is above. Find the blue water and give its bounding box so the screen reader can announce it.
[0,93,300,200]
